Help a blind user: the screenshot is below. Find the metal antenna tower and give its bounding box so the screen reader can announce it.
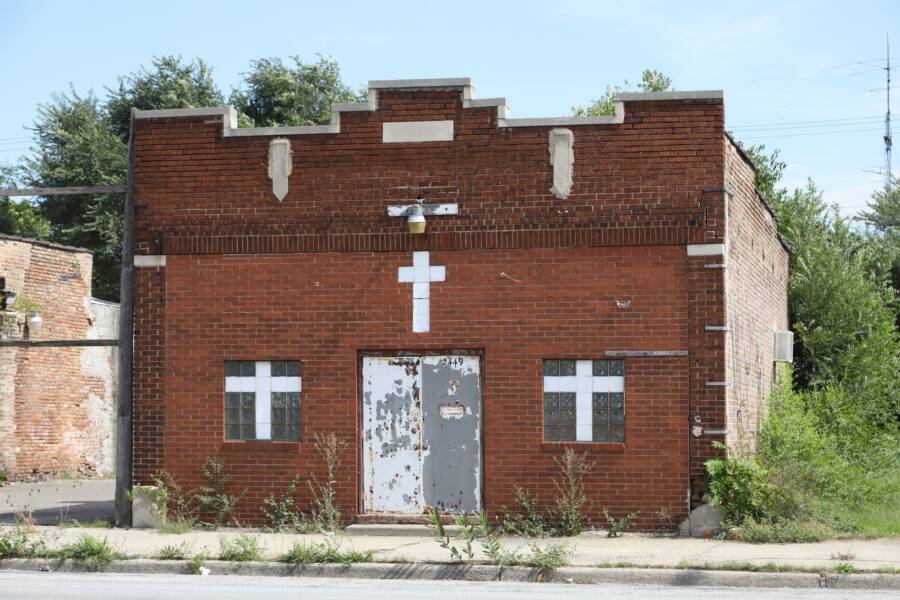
[886,34,893,190]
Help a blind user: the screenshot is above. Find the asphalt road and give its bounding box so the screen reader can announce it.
[0,572,895,600]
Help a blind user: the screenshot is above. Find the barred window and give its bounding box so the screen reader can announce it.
[225,361,302,441]
[543,359,625,442]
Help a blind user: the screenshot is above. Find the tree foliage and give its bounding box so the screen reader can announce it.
[0,198,50,240]
[230,56,361,128]
[20,90,127,299]
[13,55,357,300]
[859,177,900,314]
[572,69,672,116]
[106,56,223,141]
[741,144,900,426]
[0,167,51,239]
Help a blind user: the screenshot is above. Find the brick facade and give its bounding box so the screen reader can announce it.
[0,235,118,480]
[130,81,789,529]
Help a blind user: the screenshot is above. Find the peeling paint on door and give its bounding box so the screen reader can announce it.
[362,355,481,514]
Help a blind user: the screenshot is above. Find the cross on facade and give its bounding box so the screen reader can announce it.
[398,251,445,333]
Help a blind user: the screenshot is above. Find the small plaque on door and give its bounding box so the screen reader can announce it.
[439,403,465,420]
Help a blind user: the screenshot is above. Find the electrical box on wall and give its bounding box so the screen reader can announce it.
[774,330,794,363]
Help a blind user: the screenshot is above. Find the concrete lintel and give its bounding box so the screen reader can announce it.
[687,243,726,257]
[705,381,732,387]
[134,255,166,268]
[605,350,688,357]
[704,263,733,269]
[387,203,459,217]
[616,90,724,102]
[704,325,731,332]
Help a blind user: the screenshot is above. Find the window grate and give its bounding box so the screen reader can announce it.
[543,359,625,442]
[225,361,301,441]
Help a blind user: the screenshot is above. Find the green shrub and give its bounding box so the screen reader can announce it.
[602,509,637,538]
[152,471,198,528]
[189,552,207,574]
[307,433,347,532]
[731,517,836,543]
[217,533,264,562]
[500,487,547,537]
[158,519,194,534]
[705,443,777,525]
[477,510,522,566]
[153,543,189,560]
[198,456,246,529]
[280,540,372,565]
[261,476,302,532]
[522,543,571,571]
[427,507,476,563]
[0,527,44,558]
[552,448,591,536]
[49,535,124,571]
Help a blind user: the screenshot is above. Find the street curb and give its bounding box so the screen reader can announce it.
[1,558,899,589]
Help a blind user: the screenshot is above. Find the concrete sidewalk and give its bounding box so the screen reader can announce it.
[4,525,898,572]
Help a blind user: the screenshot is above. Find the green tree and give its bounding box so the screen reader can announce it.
[572,69,673,116]
[859,177,900,314]
[0,166,51,238]
[106,56,223,141]
[21,90,126,299]
[0,196,51,239]
[229,55,361,127]
[21,57,222,300]
[740,143,900,426]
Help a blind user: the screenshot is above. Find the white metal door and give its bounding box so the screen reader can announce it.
[362,355,481,514]
[362,357,423,513]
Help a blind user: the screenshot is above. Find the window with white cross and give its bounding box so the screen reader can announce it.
[543,359,625,442]
[225,361,302,441]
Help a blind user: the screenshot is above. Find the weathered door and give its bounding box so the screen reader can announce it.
[362,355,481,514]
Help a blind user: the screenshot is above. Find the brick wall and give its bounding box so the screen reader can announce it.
[723,139,790,452]
[149,247,689,529]
[0,235,118,480]
[130,84,785,529]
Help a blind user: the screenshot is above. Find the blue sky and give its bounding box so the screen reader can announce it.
[1,0,896,215]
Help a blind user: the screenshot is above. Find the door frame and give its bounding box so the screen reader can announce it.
[356,349,485,517]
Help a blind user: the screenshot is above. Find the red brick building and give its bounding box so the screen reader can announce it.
[129,78,789,530]
[1,234,118,480]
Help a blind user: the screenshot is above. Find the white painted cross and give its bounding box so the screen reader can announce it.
[398,251,445,333]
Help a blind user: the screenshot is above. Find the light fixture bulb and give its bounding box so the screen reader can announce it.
[407,203,426,234]
[26,313,43,333]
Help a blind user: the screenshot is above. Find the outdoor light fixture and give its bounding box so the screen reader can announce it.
[26,313,43,334]
[0,277,15,311]
[407,199,427,234]
[387,195,459,234]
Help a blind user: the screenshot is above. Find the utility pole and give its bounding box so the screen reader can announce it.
[886,34,893,191]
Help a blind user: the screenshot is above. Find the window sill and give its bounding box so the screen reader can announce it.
[541,442,626,453]
[222,440,301,452]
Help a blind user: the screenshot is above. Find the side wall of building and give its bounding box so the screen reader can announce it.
[723,140,790,452]
[0,236,118,480]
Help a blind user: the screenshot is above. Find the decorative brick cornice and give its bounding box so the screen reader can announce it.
[154,225,696,256]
